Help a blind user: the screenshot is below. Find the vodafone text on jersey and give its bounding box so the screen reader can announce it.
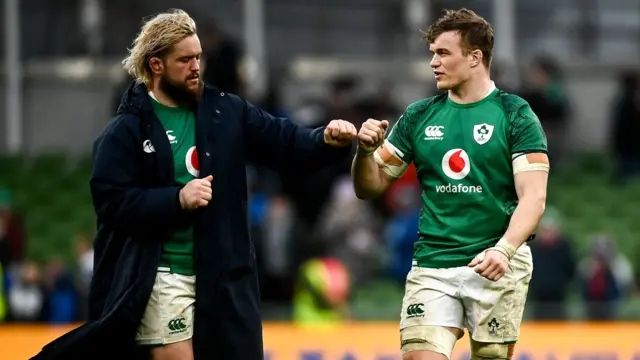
[437,149,483,193]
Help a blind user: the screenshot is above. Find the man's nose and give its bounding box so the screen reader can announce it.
[191,59,200,71]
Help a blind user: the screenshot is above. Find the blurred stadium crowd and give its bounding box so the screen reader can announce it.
[1,0,640,325]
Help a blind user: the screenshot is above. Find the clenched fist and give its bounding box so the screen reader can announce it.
[179,175,213,210]
[357,118,389,154]
[468,249,509,281]
[324,120,357,147]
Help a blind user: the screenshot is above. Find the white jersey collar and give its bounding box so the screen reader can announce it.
[485,81,497,98]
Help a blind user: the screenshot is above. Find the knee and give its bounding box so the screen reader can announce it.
[401,325,460,360]
[470,340,515,360]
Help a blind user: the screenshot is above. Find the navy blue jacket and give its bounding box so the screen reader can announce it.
[32,82,351,360]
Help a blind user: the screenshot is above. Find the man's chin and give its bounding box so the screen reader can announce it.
[184,81,203,97]
[436,81,452,91]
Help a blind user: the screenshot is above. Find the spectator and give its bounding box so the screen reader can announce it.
[75,234,94,288]
[578,235,634,320]
[75,234,94,321]
[383,184,420,284]
[610,71,640,181]
[258,195,296,303]
[0,188,27,269]
[316,177,381,285]
[522,57,570,164]
[281,76,362,231]
[356,85,400,131]
[528,207,576,320]
[324,76,363,129]
[201,22,244,96]
[42,257,80,323]
[7,261,46,322]
[293,257,350,326]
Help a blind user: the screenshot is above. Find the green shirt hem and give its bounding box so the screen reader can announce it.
[158,258,195,276]
[413,256,477,269]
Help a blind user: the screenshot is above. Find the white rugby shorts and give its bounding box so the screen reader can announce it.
[400,245,533,343]
[135,268,196,346]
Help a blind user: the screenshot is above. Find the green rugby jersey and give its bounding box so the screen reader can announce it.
[385,84,547,268]
[150,94,198,276]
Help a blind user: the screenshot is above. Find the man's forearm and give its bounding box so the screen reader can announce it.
[92,184,185,231]
[502,195,546,249]
[351,147,385,199]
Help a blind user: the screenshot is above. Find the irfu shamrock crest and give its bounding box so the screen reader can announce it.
[477,125,490,138]
[488,317,500,335]
[473,123,494,145]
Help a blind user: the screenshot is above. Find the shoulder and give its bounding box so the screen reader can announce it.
[202,86,250,123]
[95,113,142,149]
[492,90,537,120]
[101,113,139,136]
[402,94,448,124]
[204,85,245,109]
[494,92,546,143]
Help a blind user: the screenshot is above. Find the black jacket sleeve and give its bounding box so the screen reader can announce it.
[89,126,184,233]
[243,100,351,173]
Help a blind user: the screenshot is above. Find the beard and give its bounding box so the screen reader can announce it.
[159,73,203,107]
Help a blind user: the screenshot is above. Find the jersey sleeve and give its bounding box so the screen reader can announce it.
[373,108,415,179]
[384,110,414,164]
[509,104,548,155]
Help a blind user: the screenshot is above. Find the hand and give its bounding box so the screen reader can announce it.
[357,118,389,154]
[324,120,357,147]
[179,175,213,210]
[468,249,509,281]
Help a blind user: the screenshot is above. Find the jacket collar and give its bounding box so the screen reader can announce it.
[116,80,221,117]
[116,80,222,183]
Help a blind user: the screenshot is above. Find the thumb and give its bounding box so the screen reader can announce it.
[204,175,213,182]
[381,120,389,130]
[468,254,481,267]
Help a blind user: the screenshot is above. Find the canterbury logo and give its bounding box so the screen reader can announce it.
[406,303,425,316]
[168,318,187,331]
[424,126,444,140]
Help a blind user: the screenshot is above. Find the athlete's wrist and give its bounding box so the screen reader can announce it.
[491,237,517,260]
[178,187,187,210]
[356,145,376,157]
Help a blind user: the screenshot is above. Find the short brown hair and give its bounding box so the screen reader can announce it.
[422,8,494,69]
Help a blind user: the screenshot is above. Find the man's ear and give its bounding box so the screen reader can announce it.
[470,49,483,68]
[148,57,164,75]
